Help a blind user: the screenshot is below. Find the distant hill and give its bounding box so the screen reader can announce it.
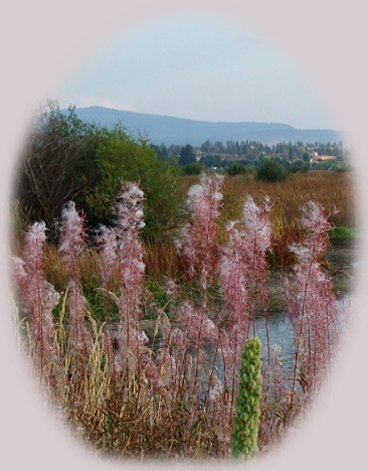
[68,106,341,146]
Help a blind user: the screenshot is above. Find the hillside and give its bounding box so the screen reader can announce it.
[68,106,341,145]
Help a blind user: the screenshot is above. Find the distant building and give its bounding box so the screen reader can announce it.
[195,150,243,161]
[195,150,204,161]
[311,151,336,162]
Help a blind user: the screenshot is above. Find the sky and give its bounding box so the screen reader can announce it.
[55,14,334,130]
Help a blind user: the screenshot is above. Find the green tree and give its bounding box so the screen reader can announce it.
[288,144,295,161]
[302,151,310,162]
[179,144,196,167]
[256,158,287,182]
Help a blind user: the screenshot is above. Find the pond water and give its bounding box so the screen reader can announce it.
[253,296,351,374]
[195,295,351,402]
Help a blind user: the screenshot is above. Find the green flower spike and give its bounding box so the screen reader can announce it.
[231,336,262,459]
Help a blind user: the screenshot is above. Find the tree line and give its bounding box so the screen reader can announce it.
[151,138,348,175]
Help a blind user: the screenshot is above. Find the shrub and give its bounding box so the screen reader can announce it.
[15,103,100,237]
[183,162,205,175]
[83,127,184,243]
[227,162,247,176]
[290,160,309,173]
[256,158,287,182]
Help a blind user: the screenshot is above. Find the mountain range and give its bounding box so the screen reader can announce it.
[68,106,341,146]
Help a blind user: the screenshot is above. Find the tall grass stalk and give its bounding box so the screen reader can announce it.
[283,201,338,402]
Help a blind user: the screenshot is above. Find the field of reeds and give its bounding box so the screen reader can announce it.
[10,173,349,460]
[219,171,354,230]
[145,170,355,278]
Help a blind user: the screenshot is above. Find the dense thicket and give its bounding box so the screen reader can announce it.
[15,103,184,242]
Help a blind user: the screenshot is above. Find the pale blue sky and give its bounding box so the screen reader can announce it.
[56,14,334,129]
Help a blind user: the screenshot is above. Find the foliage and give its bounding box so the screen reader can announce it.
[183,162,205,175]
[162,139,348,170]
[334,162,352,172]
[83,127,184,243]
[227,162,247,176]
[231,337,262,459]
[199,154,228,169]
[256,158,288,182]
[179,144,196,167]
[290,159,309,173]
[15,103,185,244]
[15,103,101,236]
[328,226,356,246]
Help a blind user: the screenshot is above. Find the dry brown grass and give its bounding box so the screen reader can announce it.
[218,171,355,234]
[43,245,102,290]
[43,242,183,288]
[144,242,183,281]
[23,308,230,459]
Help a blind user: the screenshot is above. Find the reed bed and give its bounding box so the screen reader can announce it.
[221,172,353,233]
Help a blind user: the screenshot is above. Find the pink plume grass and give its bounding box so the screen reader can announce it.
[177,174,224,290]
[160,300,222,408]
[114,182,146,372]
[116,182,145,316]
[283,201,338,399]
[59,201,92,359]
[219,195,272,410]
[220,196,272,359]
[11,222,59,375]
[97,226,118,289]
[59,201,86,280]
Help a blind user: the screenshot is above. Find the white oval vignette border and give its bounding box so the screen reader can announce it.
[0,1,367,471]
